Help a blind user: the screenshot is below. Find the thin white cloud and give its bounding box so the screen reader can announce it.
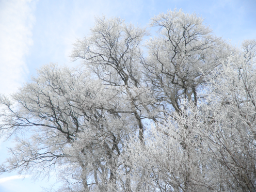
[0,175,31,183]
[0,0,35,95]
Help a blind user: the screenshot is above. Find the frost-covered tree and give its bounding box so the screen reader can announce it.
[143,10,229,113]
[122,40,256,192]
[0,65,132,191]
[0,10,255,192]
[71,17,149,143]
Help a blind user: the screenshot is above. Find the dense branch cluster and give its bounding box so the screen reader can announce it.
[0,10,255,192]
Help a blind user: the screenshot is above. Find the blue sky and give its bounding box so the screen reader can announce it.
[0,0,256,191]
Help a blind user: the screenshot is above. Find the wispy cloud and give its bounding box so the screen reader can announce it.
[0,175,31,183]
[0,0,35,95]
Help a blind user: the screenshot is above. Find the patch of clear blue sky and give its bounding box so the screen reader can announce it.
[1,0,256,191]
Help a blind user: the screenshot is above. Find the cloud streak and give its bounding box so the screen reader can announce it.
[0,0,35,95]
[0,175,31,183]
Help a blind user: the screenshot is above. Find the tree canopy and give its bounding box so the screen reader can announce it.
[0,9,255,192]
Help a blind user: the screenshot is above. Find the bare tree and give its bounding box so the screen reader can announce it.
[143,9,229,113]
[0,10,255,192]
